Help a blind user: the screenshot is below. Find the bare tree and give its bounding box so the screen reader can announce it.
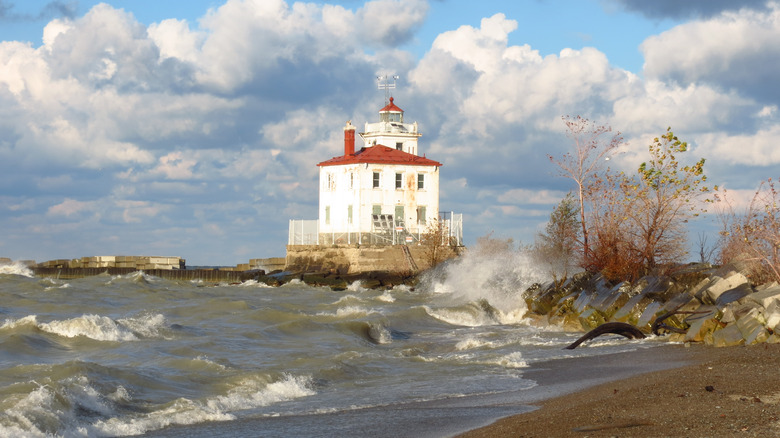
[571,128,714,281]
[718,178,780,284]
[696,232,717,264]
[549,116,624,263]
[420,217,449,268]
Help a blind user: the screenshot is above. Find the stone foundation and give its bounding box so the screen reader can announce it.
[285,244,463,274]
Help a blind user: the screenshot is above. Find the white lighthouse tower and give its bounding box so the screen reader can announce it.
[287,81,462,251]
[316,97,442,244]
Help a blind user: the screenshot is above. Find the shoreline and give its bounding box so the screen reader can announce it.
[143,343,698,438]
[457,343,780,437]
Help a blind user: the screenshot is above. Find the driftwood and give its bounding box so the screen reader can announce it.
[564,322,647,350]
[651,302,710,335]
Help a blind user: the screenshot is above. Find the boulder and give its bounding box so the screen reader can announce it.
[698,271,750,304]
[735,308,770,345]
[765,299,780,331]
[743,282,780,309]
[715,283,754,308]
[712,324,745,347]
[683,305,719,343]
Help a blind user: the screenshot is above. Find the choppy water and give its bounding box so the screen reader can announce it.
[0,250,661,437]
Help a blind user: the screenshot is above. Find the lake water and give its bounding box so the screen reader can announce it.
[0,250,667,437]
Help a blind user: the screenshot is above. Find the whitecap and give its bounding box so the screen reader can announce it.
[93,397,234,436]
[117,313,170,339]
[1,315,39,330]
[38,314,138,341]
[376,291,395,303]
[238,279,273,288]
[346,280,365,292]
[423,305,498,327]
[0,262,33,277]
[455,336,498,351]
[206,373,315,412]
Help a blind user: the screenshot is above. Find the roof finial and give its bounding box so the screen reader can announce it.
[377,74,399,105]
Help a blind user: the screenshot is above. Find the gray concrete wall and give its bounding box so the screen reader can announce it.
[285,244,463,274]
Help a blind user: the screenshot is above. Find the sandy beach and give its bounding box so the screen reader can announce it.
[458,343,780,438]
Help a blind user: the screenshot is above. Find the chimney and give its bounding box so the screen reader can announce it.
[344,120,355,156]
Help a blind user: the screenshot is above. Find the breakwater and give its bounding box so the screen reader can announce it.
[31,267,247,283]
[523,262,780,347]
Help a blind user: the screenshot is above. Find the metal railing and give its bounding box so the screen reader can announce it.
[288,219,319,245]
[288,212,463,246]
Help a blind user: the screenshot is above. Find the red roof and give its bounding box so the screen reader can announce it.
[318,144,442,167]
[379,97,403,113]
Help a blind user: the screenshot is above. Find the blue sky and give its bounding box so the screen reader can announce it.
[1,0,778,265]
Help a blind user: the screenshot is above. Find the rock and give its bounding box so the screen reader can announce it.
[611,294,652,325]
[764,299,780,331]
[699,271,750,304]
[720,306,736,324]
[712,324,745,347]
[743,282,780,309]
[636,301,664,329]
[735,308,770,345]
[715,283,754,308]
[684,309,719,343]
[578,308,606,331]
[641,275,676,301]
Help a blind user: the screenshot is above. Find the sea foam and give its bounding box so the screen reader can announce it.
[0,261,33,277]
[34,313,167,342]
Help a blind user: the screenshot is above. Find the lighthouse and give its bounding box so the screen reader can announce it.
[287,89,462,258]
[316,97,444,244]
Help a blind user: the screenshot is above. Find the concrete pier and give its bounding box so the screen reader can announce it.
[32,267,246,283]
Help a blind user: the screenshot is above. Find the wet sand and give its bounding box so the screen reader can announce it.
[458,343,780,438]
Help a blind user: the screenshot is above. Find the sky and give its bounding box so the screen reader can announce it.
[0,0,778,266]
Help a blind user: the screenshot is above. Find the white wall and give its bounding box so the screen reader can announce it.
[319,163,439,238]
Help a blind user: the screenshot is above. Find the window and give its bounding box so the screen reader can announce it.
[396,142,403,151]
[348,205,353,224]
[326,173,335,191]
[372,205,381,215]
[395,173,403,189]
[349,173,354,189]
[373,172,380,188]
[417,206,426,225]
[325,206,330,225]
[417,173,424,190]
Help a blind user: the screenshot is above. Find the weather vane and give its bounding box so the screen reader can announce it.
[377,74,399,105]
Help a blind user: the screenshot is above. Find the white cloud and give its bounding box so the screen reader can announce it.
[641,4,780,103]
[2,0,780,264]
[152,151,198,179]
[496,188,569,205]
[117,200,164,224]
[147,18,203,63]
[358,0,428,47]
[48,198,95,217]
[698,126,780,166]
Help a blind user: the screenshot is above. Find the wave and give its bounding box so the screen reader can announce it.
[340,320,394,344]
[421,246,546,321]
[376,290,396,302]
[1,315,39,331]
[0,362,315,437]
[315,305,381,319]
[2,313,172,342]
[0,261,34,277]
[238,279,274,288]
[207,373,315,413]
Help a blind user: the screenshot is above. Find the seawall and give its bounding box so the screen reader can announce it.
[285,244,464,275]
[31,267,248,283]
